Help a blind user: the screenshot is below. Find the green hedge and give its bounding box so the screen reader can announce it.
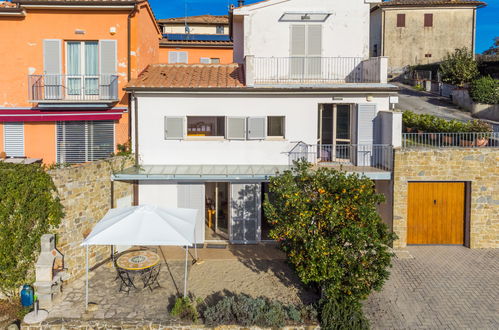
[469,76,499,104]
[402,111,493,133]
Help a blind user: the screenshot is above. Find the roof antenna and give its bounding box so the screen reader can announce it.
[184,0,191,34]
[238,0,245,7]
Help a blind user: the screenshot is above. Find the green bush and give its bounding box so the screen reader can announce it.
[469,76,499,104]
[440,47,479,86]
[264,161,396,303]
[203,294,312,327]
[402,111,493,133]
[319,299,369,330]
[0,163,64,297]
[170,296,200,323]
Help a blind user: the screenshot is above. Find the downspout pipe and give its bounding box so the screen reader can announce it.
[127,4,138,140]
[133,91,139,168]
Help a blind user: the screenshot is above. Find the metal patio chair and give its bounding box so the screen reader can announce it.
[141,263,161,292]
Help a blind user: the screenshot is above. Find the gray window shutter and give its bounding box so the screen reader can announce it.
[355,104,377,166]
[290,25,306,56]
[178,51,188,64]
[226,117,246,140]
[4,122,24,157]
[247,117,266,140]
[99,40,117,75]
[43,39,61,100]
[168,51,178,64]
[307,25,322,56]
[200,57,211,64]
[164,117,185,140]
[178,184,205,244]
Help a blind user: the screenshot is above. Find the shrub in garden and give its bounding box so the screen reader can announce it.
[469,76,499,104]
[170,296,200,323]
[203,293,312,327]
[0,163,64,298]
[319,298,369,330]
[264,161,396,304]
[440,47,479,86]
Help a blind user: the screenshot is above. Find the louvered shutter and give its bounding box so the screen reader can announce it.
[57,121,114,163]
[4,122,24,157]
[178,184,205,244]
[99,40,117,99]
[307,25,322,76]
[247,117,266,140]
[164,117,185,140]
[226,117,246,140]
[168,51,178,64]
[43,39,62,99]
[290,25,306,76]
[178,51,188,64]
[355,104,377,166]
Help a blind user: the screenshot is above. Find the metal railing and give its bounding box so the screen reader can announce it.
[288,142,393,171]
[253,57,382,84]
[402,132,499,148]
[28,74,119,102]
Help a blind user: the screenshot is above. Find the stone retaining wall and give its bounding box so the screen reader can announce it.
[21,320,319,330]
[48,157,134,282]
[393,148,499,249]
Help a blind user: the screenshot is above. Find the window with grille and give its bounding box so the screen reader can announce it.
[168,51,188,64]
[57,120,114,163]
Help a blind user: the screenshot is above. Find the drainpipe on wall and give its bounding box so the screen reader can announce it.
[132,91,139,168]
[127,4,138,140]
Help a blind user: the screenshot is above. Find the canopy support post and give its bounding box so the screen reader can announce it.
[184,246,188,297]
[85,245,89,309]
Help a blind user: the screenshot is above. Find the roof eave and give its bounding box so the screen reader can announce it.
[124,86,400,93]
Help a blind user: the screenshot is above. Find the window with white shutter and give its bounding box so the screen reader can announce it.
[226,117,246,140]
[290,24,322,77]
[247,117,266,140]
[168,51,188,64]
[56,121,114,163]
[164,117,185,140]
[3,122,25,157]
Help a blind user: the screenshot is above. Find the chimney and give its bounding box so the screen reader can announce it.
[238,0,245,7]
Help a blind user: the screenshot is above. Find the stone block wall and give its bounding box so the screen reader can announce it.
[393,148,498,249]
[48,157,134,281]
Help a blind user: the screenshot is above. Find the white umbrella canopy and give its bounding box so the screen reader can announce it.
[82,205,197,247]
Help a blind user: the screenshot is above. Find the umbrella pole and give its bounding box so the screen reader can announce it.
[85,245,89,309]
[194,226,198,261]
[184,246,188,297]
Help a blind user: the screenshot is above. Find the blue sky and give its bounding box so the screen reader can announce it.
[150,0,498,53]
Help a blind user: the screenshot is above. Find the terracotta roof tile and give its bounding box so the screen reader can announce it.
[127,64,246,89]
[376,0,486,7]
[13,0,141,4]
[157,15,228,25]
[0,1,18,7]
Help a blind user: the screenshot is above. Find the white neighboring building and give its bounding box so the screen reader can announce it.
[118,0,402,245]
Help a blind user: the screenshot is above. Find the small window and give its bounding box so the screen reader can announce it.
[424,13,433,27]
[187,116,225,137]
[425,53,432,58]
[168,51,188,64]
[397,14,406,28]
[267,116,285,137]
[210,58,221,64]
[216,25,224,34]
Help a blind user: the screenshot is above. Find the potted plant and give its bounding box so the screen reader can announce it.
[402,111,417,133]
[468,120,492,147]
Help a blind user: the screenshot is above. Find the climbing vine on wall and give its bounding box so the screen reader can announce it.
[0,163,64,297]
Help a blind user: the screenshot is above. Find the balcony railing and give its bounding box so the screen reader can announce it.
[247,56,387,85]
[402,132,499,148]
[288,142,393,171]
[28,74,119,103]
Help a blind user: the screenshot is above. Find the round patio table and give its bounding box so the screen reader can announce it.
[116,250,160,271]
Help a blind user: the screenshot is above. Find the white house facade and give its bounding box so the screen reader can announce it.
[117,0,402,245]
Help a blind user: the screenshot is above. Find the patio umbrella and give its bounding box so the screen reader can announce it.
[81,204,198,308]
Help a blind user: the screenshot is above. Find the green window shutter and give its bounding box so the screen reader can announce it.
[247,117,266,140]
[226,117,246,140]
[164,117,185,140]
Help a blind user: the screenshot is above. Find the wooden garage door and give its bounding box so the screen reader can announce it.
[407,182,465,245]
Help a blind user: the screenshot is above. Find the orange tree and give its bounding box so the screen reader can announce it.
[263,161,395,304]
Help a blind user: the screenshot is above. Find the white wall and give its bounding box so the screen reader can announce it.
[162,24,228,35]
[370,8,383,57]
[135,92,392,165]
[233,0,373,62]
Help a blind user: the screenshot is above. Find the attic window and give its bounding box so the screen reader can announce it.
[279,12,331,22]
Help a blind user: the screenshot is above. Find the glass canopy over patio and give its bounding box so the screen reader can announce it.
[112,165,291,182]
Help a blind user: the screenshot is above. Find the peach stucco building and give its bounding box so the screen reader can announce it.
[157,15,233,65]
[0,0,160,164]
